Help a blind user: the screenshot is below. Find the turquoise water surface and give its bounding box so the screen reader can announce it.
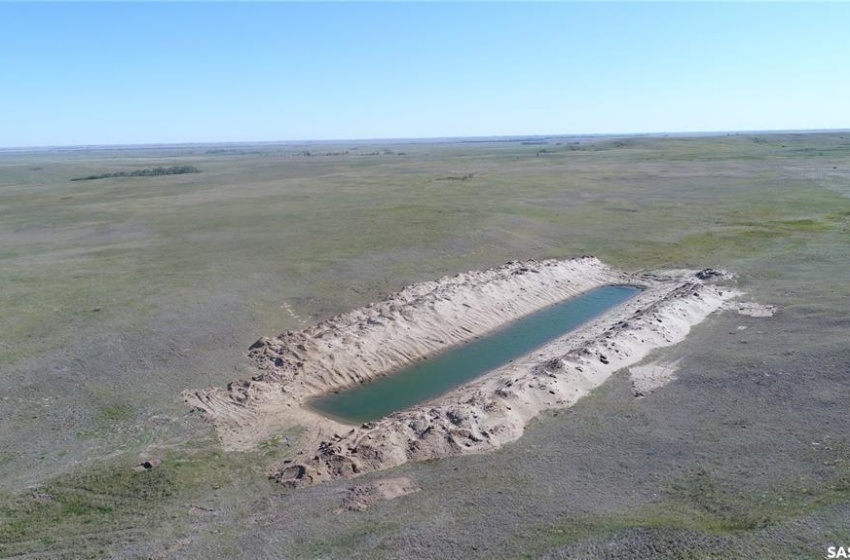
[310,285,640,424]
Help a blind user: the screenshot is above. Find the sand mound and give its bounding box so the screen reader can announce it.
[734,301,778,317]
[338,476,420,512]
[184,258,742,487]
[629,359,682,397]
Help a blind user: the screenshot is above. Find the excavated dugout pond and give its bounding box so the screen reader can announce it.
[309,285,640,424]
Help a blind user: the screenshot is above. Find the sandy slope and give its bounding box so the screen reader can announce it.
[184,257,740,487]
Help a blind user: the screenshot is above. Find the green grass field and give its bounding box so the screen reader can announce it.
[1,132,849,558]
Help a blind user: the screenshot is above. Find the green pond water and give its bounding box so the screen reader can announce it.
[309,285,640,424]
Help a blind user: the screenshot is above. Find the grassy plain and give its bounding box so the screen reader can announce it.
[1,133,849,558]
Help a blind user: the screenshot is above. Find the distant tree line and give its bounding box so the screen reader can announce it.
[71,165,200,181]
[205,149,262,155]
[283,148,405,158]
[296,150,351,157]
[436,173,475,181]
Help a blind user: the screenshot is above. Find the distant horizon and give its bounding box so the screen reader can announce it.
[3,127,850,153]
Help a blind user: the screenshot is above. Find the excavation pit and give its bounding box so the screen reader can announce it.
[309,285,640,424]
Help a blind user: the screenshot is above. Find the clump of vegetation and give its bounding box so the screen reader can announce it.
[70,165,200,181]
[436,173,475,181]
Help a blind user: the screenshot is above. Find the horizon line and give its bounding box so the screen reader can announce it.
[2,127,849,153]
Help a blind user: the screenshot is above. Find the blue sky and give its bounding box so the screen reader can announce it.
[1,2,849,147]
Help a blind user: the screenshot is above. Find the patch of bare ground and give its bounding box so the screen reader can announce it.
[337,476,420,512]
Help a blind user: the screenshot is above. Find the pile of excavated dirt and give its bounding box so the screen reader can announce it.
[184,257,744,487]
[338,476,421,512]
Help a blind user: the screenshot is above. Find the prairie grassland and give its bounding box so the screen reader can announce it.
[1,133,849,558]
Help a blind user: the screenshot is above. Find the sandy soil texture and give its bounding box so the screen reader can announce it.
[185,257,740,486]
[338,476,421,512]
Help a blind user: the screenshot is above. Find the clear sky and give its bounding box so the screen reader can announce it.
[1,2,849,147]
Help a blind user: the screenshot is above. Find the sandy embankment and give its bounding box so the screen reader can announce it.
[184,257,741,487]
